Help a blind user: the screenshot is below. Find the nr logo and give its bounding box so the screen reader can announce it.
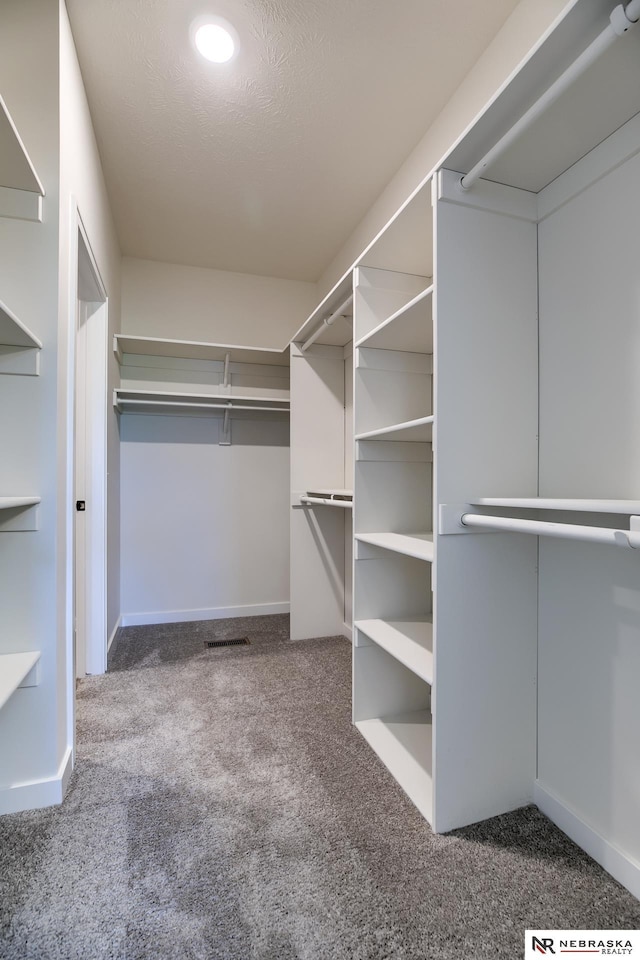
[532,938,556,955]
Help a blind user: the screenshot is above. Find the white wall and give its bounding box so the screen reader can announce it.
[0,0,63,807]
[122,257,317,348]
[120,415,290,624]
[60,0,122,650]
[537,144,640,870]
[317,0,572,297]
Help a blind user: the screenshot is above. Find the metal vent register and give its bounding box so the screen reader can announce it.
[204,638,250,649]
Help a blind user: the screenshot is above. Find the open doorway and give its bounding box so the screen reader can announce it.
[74,219,108,678]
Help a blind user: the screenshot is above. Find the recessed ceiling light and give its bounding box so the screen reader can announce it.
[194,21,236,63]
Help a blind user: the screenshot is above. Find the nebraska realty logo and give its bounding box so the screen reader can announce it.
[526,931,640,957]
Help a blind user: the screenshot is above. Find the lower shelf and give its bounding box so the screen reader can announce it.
[356,709,432,823]
[355,618,433,683]
[0,651,40,711]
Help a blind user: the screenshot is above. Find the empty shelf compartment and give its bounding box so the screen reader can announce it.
[355,618,433,683]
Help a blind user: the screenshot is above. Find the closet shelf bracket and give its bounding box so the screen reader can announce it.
[220,406,231,445]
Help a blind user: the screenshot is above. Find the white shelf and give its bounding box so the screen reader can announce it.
[0,497,40,510]
[473,498,640,515]
[114,335,289,367]
[0,299,42,349]
[356,531,434,562]
[355,619,433,684]
[355,415,433,443]
[0,95,44,195]
[0,652,40,711]
[356,710,432,823]
[114,388,290,417]
[355,286,433,353]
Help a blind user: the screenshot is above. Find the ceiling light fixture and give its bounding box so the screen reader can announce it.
[193,19,237,63]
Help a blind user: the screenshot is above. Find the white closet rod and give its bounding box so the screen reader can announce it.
[300,496,353,509]
[300,293,353,352]
[461,512,640,549]
[460,0,640,190]
[116,399,287,413]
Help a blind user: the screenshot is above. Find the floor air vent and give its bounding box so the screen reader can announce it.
[204,638,250,649]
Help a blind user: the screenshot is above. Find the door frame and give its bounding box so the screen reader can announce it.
[67,202,109,689]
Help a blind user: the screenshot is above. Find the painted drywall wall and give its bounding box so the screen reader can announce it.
[121,257,318,349]
[0,0,63,806]
[59,0,122,653]
[317,0,573,296]
[120,415,290,623]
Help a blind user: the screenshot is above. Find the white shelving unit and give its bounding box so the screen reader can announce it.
[0,93,44,722]
[114,335,290,439]
[289,278,354,641]
[0,652,40,711]
[352,179,435,821]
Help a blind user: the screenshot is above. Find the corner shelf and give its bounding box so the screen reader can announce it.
[0,652,40,711]
[355,709,433,823]
[355,531,434,562]
[356,416,433,443]
[355,618,433,684]
[114,335,289,367]
[355,285,433,353]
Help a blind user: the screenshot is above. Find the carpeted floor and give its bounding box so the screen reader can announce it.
[1,614,639,959]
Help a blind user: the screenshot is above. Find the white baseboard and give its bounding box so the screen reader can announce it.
[107,615,122,653]
[121,601,290,628]
[0,745,73,815]
[342,622,353,642]
[535,780,640,901]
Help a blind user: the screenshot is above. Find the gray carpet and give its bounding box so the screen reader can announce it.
[1,614,639,960]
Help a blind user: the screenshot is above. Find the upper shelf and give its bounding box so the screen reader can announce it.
[114,388,289,418]
[0,95,44,196]
[0,299,42,350]
[472,498,640,514]
[356,285,433,353]
[114,335,289,368]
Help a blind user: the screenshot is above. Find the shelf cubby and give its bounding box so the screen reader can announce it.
[355,618,433,684]
[356,711,433,821]
[355,285,433,353]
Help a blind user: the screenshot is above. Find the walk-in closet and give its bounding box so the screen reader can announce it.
[2,3,640,953]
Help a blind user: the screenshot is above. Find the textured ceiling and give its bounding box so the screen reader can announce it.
[66,0,520,281]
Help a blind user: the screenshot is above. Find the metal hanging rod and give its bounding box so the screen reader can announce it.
[300,496,353,509]
[460,0,640,191]
[460,512,640,549]
[300,293,353,352]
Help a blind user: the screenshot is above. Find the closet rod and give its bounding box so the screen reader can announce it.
[116,399,288,413]
[461,512,640,549]
[300,496,353,509]
[300,293,353,352]
[460,0,640,190]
